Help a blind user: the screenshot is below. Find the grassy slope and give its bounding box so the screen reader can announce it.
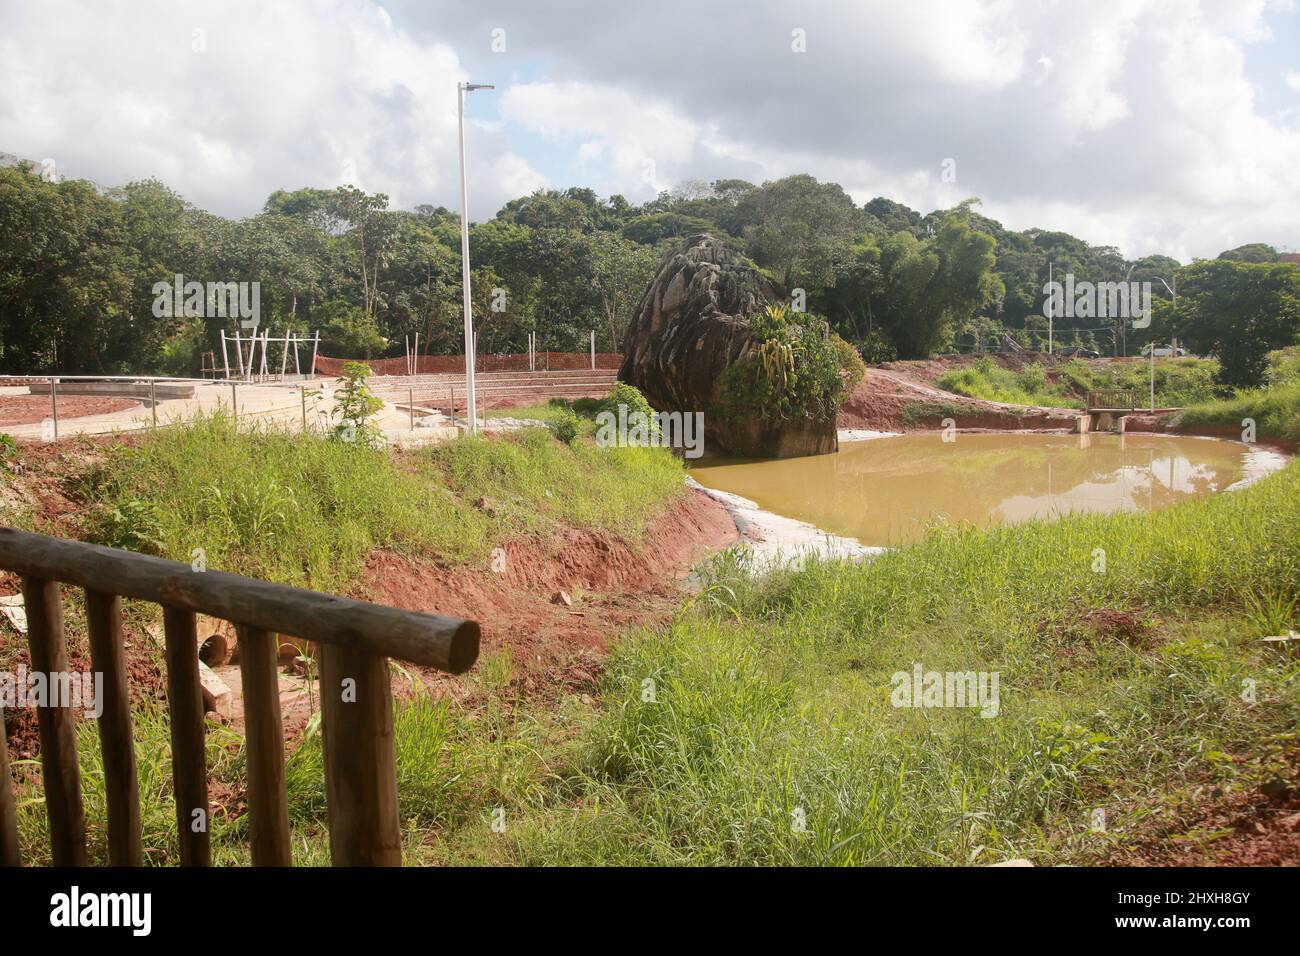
[1174,380,1300,448]
[936,356,1221,410]
[77,413,684,592]
[475,462,1297,865]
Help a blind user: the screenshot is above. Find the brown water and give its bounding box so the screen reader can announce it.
[690,433,1261,547]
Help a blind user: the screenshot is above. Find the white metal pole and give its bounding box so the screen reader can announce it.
[591,330,596,370]
[310,330,319,378]
[1047,261,1053,356]
[220,331,230,379]
[458,82,478,435]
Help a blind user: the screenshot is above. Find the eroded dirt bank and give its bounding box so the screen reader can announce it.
[838,367,1080,433]
[362,487,737,699]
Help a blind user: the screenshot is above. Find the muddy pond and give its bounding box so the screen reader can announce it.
[690,432,1283,548]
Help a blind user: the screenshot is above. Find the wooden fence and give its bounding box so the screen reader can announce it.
[0,528,479,866]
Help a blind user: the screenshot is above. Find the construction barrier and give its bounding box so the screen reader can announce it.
[314,351,622,377]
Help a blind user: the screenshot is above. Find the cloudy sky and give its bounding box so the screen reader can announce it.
[2,0,1297,260]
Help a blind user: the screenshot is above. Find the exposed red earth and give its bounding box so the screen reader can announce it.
[837,366,1080,432]
[362,488,737,702]
[0,394,138,426]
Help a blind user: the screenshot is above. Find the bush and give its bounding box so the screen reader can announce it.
[549,408,580,444]
[832,334,867,393]
[857,328,897,364]
[318,300,387,358]
[716,304,852,426]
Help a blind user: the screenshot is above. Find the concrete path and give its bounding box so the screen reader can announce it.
[4,380,537,448]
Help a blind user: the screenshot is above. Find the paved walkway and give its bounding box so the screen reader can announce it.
[4,381,468,446]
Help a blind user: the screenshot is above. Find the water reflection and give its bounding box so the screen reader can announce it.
[691,433,1255,547]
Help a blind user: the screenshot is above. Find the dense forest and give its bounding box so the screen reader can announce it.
[2,161,1297,388]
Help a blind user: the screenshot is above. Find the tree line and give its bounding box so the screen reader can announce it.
[1,161,1296,388]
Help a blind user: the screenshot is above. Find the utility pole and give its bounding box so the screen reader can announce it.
[458,80,494,434]
[1047,261,1053,356]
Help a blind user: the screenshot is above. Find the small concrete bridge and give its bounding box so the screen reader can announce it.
[1086,389,1140,433]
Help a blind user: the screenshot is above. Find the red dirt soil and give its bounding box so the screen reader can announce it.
[838,367,1080,432]
[0,394,139,426]
[1098,752,1300,866]
[362,488,738,700]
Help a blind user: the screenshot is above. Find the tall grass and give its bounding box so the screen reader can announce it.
[80,412,685,590]
[1059,356,1220,407]
[937,357,1221,409]
[1175,379,1300,447]
[938,359,1080,407]
[500,463,1300,864]
[420,426,685,543]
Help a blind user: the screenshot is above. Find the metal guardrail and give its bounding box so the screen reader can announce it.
[0,528,479,866]
[1087,389,1138,411]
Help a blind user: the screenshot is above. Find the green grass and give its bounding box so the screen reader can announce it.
[12,462,1297,866]
[79,412,685,591]
[1059,356,1220,408]
[937,357,1221,409]
[1173,379,1300,447]
[468,462,1297,865]
[938,359,1081,407]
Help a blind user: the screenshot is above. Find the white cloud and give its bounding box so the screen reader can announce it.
[0,0,545,218]
[2,0,1298,257]
[481,0,1300,258]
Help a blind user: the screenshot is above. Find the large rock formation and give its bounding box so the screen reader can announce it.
[619,234,838,458]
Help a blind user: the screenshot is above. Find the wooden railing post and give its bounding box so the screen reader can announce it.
[0,705,20,866]
[85,589,143,865]
[236,625,291,866]
[318,645,401,866]
[23,576,86,866]
[162,606,211,866]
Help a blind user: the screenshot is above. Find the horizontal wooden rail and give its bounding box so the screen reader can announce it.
[0,528,480,868]
[0,528,479,672]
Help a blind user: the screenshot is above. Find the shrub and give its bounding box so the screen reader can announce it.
[857,327,897,364]
[331,361,384,447]
[716,304,852,426]
[832,333,867,393]
[599,382,655,422]
[549,408,580,444]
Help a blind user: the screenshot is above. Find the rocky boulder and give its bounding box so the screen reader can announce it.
[619,234,838,458]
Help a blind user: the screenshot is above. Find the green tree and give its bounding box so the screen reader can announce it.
[734,174,862,287]
[1176,260,1300,388]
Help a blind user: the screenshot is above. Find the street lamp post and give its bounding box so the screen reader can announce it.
[458,81,494,434]
[1151,275,1179,411]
